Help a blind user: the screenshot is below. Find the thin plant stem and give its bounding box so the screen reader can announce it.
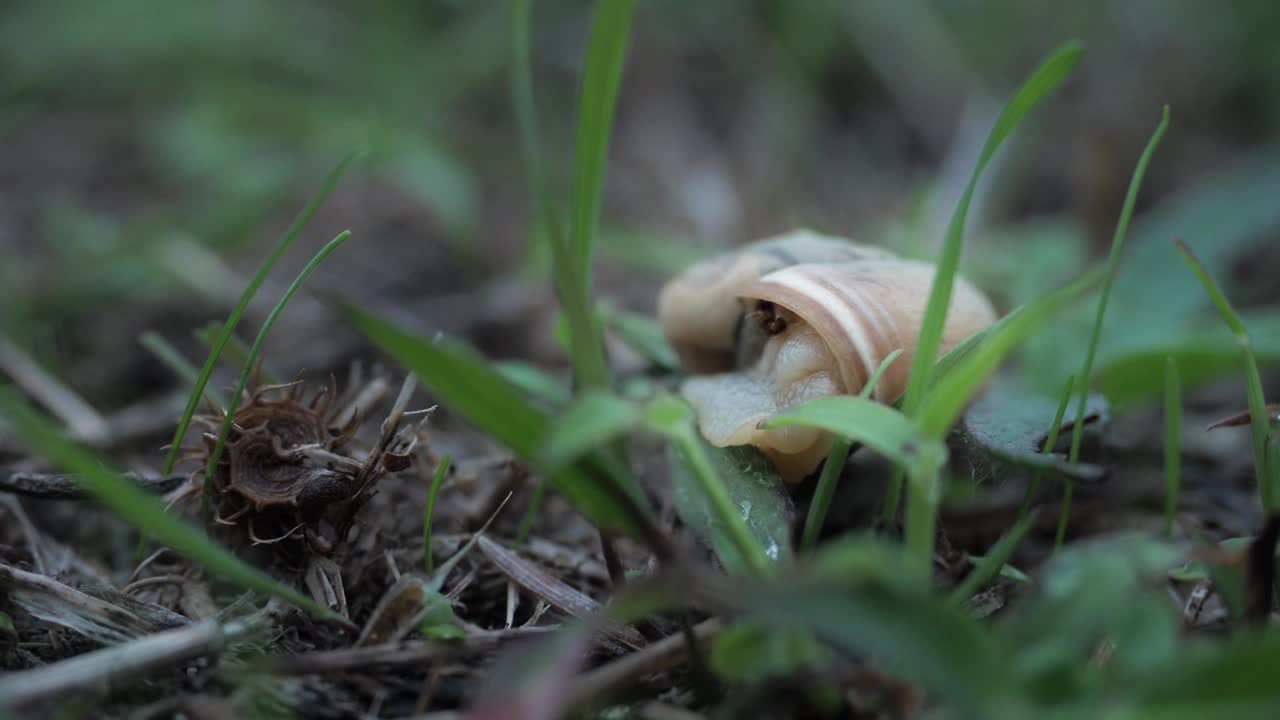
[1164,357,1182,537]
[516,477,546,547]
[423,454,452,575]
[803,349,903,550]
[1175,238,1274,509]
[1062,107,1170,543]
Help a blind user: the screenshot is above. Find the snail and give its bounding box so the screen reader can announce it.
[657,229,898,374]
[658,231,997,483]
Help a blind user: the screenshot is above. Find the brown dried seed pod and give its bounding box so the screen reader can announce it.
[184,377,364,550]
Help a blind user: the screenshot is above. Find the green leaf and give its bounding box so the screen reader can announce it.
[956,377,1106,489]
[738,573,1021,717]
[539,390,641,471]
[648,395,780,576]
[0,610,12,632]
[1135,635,1280,714]
[710,621,829,683]
[806,534,930,583]
[203,230,353,521]
[160,150,359,477]
[764,395,940,468]
[1007,534,1179,683]
[418,592,464,641]
[0,387,336,619]
[493,360,570,407]
[1095,337,1280,407]
[342,304,652,537]
[667,441,793,575]
[601,306,680,371]
[1022,146,1280,402]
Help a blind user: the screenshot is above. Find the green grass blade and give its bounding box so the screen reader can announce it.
[910,268,1102,563]
[917,268,1103,439]
[1175,239,1274,509]
[948,509,1038,606]
[139,331,225,410]
[1053,106,1168,548]
[899,42,1082,420]
[738,575,1019,716]
[560,0,635,390]
[602,307,680,371]
[568,0,634,289]
[423,453,452,575]
[888,42,1081,551]
[493,361,571,406]
[1164,357,1182,537]
[515,478,546,546]
[802,438,852,553]
[801,349,906,552]
[341,304,655,538]
[539,390,641,471]
[1018,374,1074,524]
[1064,105,1170,481]
[0,387,335,619]
[766,398,933,470]
[202,231,354,521]
[193,322,276,384]
[510,0,568,278]
[160,151,361,477]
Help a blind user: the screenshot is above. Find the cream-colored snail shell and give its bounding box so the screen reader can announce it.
[656,229,897,374]
[660,236,997,484]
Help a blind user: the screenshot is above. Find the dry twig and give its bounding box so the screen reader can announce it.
[0,618,253,711]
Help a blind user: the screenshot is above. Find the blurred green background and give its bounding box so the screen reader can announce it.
[2,0,1278,409]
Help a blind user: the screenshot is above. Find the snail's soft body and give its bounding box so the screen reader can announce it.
[659,231,997,483]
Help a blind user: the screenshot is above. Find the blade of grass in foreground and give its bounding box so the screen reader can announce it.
[202,231,353,522]
[800,349,904,551]
[341,304,656,540]
[910,267,1103,565]
[885,42,1082,546]
[560,0,635,391]
[949,509,1038,606]
[0,387,336,619]
[139,331,225,410]
[538,390,642,471]
[1176,239,1275,509]
[160,151,361,477]
[918,268,1104,439]
[510,0,569,298]
[1164,356,1182,537]
[1059,107,1170,545]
